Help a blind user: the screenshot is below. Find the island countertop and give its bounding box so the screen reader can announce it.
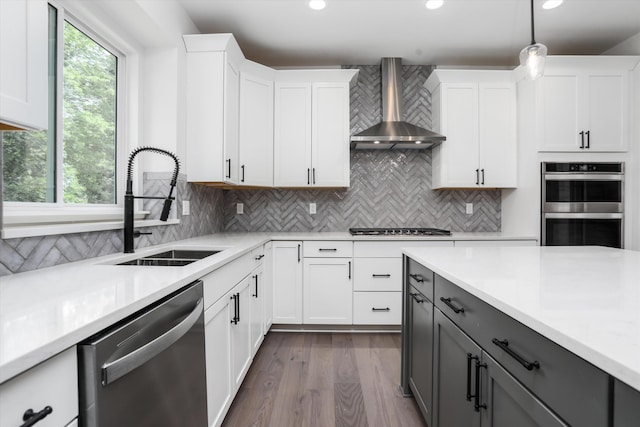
[402,245,640,393]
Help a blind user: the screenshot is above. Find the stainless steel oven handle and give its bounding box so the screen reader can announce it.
[544,174,623,181]
[102,298,204,386]
[544,212,623,219]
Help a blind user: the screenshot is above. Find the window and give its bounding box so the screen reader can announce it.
[2,3,121,207]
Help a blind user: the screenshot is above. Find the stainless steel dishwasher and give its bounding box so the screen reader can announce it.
[78,281,207,427]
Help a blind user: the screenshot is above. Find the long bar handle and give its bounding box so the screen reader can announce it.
[226,158,231,179]
[585,130,590,149]
[20,406,53,427]
[252,274,259,298]
[372,307,390,312]
[410,293,425,304]
[492,338,540,371]
[102,298,204,385]
[475,168,480,185]
[372,274,391,278]
[579,131,585,149]
[297,244,301,262]
[466,353,478,401]
[409,273,424,283]
[318,248,337,252]
[474,360,487,412]
[440,297,465,314]
[241,165,245,182]
[348,261,351,279]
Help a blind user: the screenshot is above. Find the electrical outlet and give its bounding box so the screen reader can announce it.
[182,200,190,216]
[466,203,473,215]
[309,203,316,215]
[237,203,244,214]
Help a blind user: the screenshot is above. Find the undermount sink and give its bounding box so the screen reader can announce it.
[116,249,222,267]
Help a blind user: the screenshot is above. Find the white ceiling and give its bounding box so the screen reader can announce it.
[177,0,640,67]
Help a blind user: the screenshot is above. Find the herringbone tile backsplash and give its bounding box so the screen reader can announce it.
[223,64,501,233]
[0,64,501,275]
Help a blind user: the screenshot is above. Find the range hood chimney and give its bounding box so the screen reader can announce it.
[350,58,445,149]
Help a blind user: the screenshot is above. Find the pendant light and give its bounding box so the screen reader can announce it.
[519,0,547,80]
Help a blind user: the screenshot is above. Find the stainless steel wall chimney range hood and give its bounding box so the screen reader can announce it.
[351,58,446,149]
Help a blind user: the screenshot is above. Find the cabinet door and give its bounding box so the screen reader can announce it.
[249,267,264,356]
[481,352,568,427]
[273,83,312,186]
[614,379,640,427]
[408,290,434,425]
[311,82,350,187]
[0,0,47,130]
[437,83,479,187]
[224,59,240,184]
[433,309,481,427]
[204,295,233,427]
[537,73,580,151]
[584,72,627,152]
[239,72,274,186]
[230,277,252,390]
[478,83,517,188]
[303,258,353,324]
[272,241,303,324]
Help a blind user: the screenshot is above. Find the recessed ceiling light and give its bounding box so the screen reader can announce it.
[542,0,563,9]
[425,0,444,10]
[309,0,326,11]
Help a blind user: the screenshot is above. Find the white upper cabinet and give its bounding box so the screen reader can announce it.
[426,70,517,189]
[536,56,639,152]
[0,0,48,131]
[274,70,357,188]
[238,61,274,187]
[184,34,243,184]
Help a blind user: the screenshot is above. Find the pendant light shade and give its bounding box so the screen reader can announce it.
[520,0,547,80]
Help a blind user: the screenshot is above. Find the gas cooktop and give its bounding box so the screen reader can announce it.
[349,227,451,236]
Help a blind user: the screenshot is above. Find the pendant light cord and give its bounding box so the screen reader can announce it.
[530,0,536,44]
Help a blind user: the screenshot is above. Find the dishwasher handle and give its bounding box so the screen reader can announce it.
[102,297,204,386]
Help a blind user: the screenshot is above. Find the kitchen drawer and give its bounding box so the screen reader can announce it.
[406,257,434,302]
[354,240,453,258]
[201,251,253,309]
[303,241,353,258]
[434,274,609,427]
[353,292,401,325]
[354,258,401,291]
[0,347,78,427]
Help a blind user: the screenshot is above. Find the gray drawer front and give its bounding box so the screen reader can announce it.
[435,274,609,427]
[614,379,640,427]
[406,258,434,302]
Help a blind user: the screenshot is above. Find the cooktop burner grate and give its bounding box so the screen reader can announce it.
[349,227,451,236]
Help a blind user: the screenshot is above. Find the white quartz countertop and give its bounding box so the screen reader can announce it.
[403,245,640,392]
[0,231,534,384]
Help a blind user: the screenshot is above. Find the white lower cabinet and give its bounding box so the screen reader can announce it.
[230,277,252,391]
[272,241,303,324]
[303,257,353,324]
[0,346,78,427]
[249,263,265,355]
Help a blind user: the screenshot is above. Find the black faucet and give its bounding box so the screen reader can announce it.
[124,146,180,253]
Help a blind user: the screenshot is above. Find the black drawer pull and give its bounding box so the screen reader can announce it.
[372,274,391,278]
[318,248,337,252]
[410,293,425,304]
[21,406,52,427]
[440,297,465,314]
[409,273,424,283]
[492,338,540,371]
[371,307,390,312]
[254,254,264,261]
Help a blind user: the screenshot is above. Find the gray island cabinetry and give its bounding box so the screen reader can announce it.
[402,250,616,427]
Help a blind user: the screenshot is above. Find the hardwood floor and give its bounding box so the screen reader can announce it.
[221,332,428,427]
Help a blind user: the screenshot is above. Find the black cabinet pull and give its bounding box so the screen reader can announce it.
[409,273,424,283]
[466,353,478,402]
[440,297,465,314]
[474,360,487,412]
[585,130,590,149]
[230,295,238,324]
[318,248,337,252]
[579,131,585,149]
[348,261,351,279]
[312,168,316,184]
[241,165,245,182]
[252,275,259,298]
[475,168,480,185]
[254,254,264,261]
[21,406,52,427]
[481,168,485,185]
[297,244,301,262]
[236,292,240,323]
[307,168,310,185]
[492,338,540,371]
[371,307,390,312]
[372,274,391,278]
[410,293,425,304]
[226,158,231,179]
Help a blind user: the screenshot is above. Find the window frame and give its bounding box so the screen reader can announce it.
[2,1,136,237]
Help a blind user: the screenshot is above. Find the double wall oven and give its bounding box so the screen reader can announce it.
[541,162,624,248]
